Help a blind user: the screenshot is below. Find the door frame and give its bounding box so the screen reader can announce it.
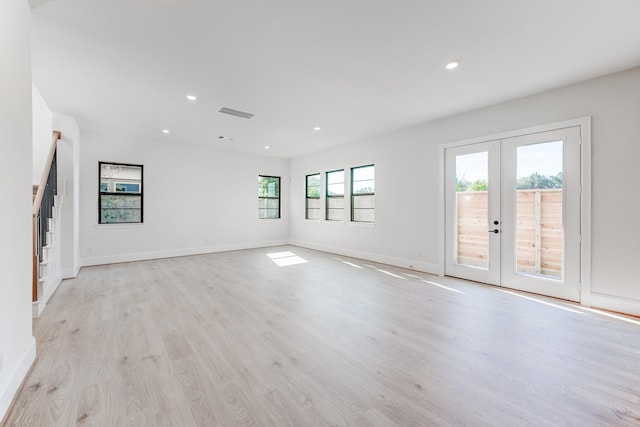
[438,117,592,305]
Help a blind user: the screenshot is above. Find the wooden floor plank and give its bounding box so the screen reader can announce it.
[4,246,640,426]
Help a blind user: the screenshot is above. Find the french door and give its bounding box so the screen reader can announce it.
[445,126,581,301]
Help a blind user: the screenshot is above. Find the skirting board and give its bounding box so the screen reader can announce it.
[589,292,640,318]
[290,239,440,275]
[42,272,63,307]
[32,301,45,318]
[32,272,63,318]
[0,337,36,423]
[62,265,80,280]
[81,239,291,267]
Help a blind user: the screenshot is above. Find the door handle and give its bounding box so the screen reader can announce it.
[488,229,499,233]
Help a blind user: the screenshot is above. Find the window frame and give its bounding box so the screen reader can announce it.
[98,161,144,224]
[325,169,345,221]
[305,173,321,220]
[258,175,281,219]
[351,164,375,223]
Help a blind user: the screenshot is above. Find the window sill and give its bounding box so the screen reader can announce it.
[324,220,345,225]
[95,223,145,229]
[349,221,376,228]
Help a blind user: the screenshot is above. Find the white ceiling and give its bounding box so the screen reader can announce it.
[31,0,640,159]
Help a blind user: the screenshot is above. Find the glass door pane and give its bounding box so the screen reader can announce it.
[500,126,581,302]
[446,140,500,286]
[515,141,563,279]
[455,152,489,268]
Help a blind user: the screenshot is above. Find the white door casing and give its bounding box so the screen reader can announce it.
[443,124,583,302]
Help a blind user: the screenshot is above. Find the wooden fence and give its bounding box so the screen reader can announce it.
[456,189,563,277]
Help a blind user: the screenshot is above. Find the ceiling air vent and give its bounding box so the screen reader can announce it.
[218,107,256,119]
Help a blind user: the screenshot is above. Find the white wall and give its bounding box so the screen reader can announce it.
[80,132,290,265]
[292,142,439,272]
[31,84,53,185]
[54,114,81,278]
[290,66,640,316]
[0,0,36,421]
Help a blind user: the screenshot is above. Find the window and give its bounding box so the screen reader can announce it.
[326,169,344,221]
[305,173,321,219]
[258,175,280,219]
[99,162,143,224]
[351,164,375,223]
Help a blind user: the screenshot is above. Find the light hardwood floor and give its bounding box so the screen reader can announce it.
[4,246,640,426]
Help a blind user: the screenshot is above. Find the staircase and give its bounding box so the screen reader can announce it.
[32,131,63,317]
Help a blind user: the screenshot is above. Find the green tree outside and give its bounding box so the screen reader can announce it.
[516,172,563,189]
[457,172,562,192]
[258,176,280,197]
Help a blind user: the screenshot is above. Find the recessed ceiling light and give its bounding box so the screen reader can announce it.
[313,126,321,131]
[162,129,170,134]
[264,146,270,150]
[186,95,197,101]
[446,60,460,70]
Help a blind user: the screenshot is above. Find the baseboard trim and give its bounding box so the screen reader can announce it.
[61,264,80,280]
[32,272,64,318]
[589,292,640,317]
[290,240,440,275]
[32,300,45,318]
[42,272,63,307]
[0,337,36,423]
[81,240,291,267]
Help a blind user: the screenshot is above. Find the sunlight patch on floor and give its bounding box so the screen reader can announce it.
[568,306,640,326]
[498,289,585,315]
[267,251,308,267]
[334,258,364,269]
[403,273,465,294]
[363,264,405,279]
[422,279,465,294]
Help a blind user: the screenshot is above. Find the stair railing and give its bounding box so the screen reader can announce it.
[32,131,61,302]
